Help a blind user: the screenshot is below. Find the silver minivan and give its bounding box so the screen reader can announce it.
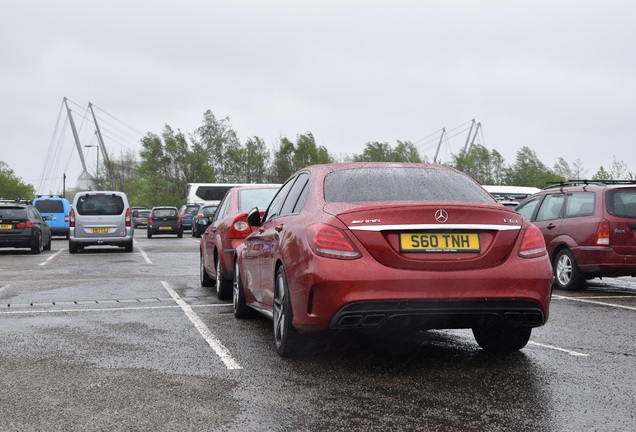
[69,191,134,253]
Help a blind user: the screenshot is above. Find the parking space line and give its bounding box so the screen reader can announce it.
[137,246,152,264]
[161,281,242,370]
[553,294,636,311]
[528,341,589,357]
[0,304,228,315]
[39,249,64,266]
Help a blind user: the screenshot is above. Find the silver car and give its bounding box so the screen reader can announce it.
[69,191,134,253]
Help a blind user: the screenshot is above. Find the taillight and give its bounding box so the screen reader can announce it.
[16,220,34,229]
[69,209,75,227]
[595,219,610,245]
[178,214,182,223]
[518,224,547,258]
[147,215,153,224]
[64,215,69,223]
[228,213,250,239]
[306,224,362,260]
[125,208,131,227]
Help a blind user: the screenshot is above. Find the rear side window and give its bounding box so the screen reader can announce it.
[323,167,494,203]
[35,199,65,213]
[607,190,636,218]
[76,194,125,216]
[564,192,595,217]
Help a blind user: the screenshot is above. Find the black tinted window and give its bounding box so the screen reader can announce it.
[280,174,309,216]
[607,190,636,218]
[76,194,125,215]
[195,186,233,201]
[34,199,65,213]
[263,178,297,222]
[324,167,494,203]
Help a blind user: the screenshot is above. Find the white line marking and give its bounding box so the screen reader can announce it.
[138,247,152,264]
[0,304,230,315]
[528,341,589,357]
[553,294,636,311]
[161,281,241,370]
[39,249,64,266]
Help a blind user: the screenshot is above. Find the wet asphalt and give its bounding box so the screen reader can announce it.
[1,234,636,431]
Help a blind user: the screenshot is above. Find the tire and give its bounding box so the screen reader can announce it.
[273,265,303,356]
[215,254,232,299]
[200,253,214,287]
[147,231,152,239]
[472,326,532,352]
[554,249,584,291]
[69,241,79,254]
[43,236,51,251]
[177,231,183,238]
[233,260,253,318]
[31,232,42,254]
[124,241,133,253]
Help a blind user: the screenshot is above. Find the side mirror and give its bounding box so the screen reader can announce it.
[247,207,261,227]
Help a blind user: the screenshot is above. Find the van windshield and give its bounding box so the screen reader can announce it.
[76,194,125,215]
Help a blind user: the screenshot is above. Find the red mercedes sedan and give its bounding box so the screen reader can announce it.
[200,184,280,299]
[233,163,553,356]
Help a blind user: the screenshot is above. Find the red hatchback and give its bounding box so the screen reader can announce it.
[233,163,553,356]
[200,185,281,299]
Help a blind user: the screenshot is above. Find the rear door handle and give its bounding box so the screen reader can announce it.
[546,223,557,230]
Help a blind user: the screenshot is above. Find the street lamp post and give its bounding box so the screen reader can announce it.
[84,144,99,187]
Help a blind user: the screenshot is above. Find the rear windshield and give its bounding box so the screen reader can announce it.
[153,208,178,217]
[0,207,26,219]
[76,194,125,216]
[34,199,65,213]
[607,190,636,218]
[324,167,495,203]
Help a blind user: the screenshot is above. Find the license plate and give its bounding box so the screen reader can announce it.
[159,226,172,230]
[91,227,110,233]
[400,233,480,252]
[0,224,12,229]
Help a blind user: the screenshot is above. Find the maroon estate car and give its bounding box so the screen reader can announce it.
[232,163,554,356]
[200,185,281,299]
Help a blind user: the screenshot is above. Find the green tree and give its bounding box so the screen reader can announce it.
[244,136,271,183]
[353,142,394,162]
[271,138,296,183]
[195,110,240,182]
[293,133,333,168]
[591,166,611,180]
[505,147,562,188]
[0,161,34,199]
[392,141,423,163]
[451,144,506,185]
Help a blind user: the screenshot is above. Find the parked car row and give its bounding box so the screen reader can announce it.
[0,198,52,253]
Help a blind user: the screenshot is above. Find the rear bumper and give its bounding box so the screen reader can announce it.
[329,299,545,330]
[575,247,636,277]
[69,233,133,247]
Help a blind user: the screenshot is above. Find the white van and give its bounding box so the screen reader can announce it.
[69,191,134,253]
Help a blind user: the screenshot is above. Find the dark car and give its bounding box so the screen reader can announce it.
[200,185,280,298]
[179,204,200,231]
[233,163,553,356]
[191,205,218,238]
[33,195,72,238]
[0,199,52,254]
[132,209,151,228]
[147,207,182,238]
[515,180,636,291]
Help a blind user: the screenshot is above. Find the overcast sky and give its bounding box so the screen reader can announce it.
[2,1,635,194]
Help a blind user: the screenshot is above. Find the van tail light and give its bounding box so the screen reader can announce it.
[16,220,34,229]
[306,224,362,260]
[595,219,610,245]
[125,208,131,227]
[69,208,75,227]
[64,215,69,223]
[228,213,251,239]
[518,224,547,258]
